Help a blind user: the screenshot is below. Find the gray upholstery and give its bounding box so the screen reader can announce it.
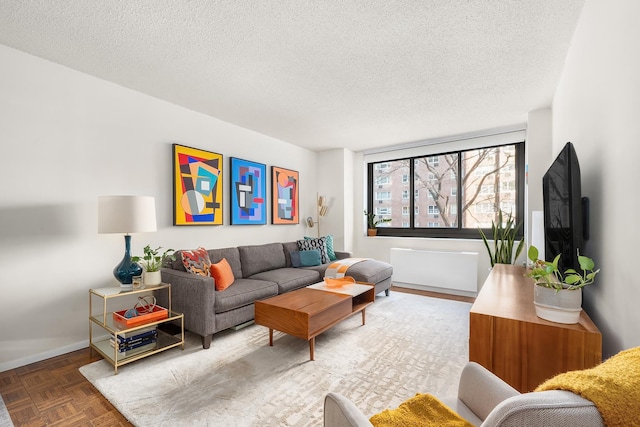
[238,243,286,277]
[208,247,243,278]
[161,241,393,349]
[249,268,320,294]
[213,278,278,313]
[323,362,604,427]
[345,259,393,285]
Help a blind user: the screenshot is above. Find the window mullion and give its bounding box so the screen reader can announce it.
[409,157,415,229]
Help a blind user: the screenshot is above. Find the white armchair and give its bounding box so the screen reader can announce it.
[324,362,604,427]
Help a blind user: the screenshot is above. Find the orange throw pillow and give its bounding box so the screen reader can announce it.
[210,258,235,291]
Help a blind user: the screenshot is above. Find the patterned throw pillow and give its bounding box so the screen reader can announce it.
[306,234,336,261]
[181,247,212,276]
[297,237,329,264]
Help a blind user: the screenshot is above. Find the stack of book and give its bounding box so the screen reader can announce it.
[110,326,158,356]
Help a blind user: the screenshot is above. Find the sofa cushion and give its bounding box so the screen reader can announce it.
[181,247,212,276]
[208,247,243,279]
[249,268,320,294]
[210,258,235,291]
[343,259,393,284]
[290,250,322,267]
[282,241,300,267]
[297,237,329,263]
[214,278,278,313]
[238,243,286,277]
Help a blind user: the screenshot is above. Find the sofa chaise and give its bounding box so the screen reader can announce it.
[159,241,393,348]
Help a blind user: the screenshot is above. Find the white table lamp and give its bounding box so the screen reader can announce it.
[98,195,157,289]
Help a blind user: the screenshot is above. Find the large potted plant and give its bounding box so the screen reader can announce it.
[525,245,600,324]
[478,211,525,267]
[364,210,391,236]
[133,245,176,286]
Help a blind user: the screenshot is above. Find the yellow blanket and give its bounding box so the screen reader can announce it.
[370,393,473,427]
[535,346,640,427]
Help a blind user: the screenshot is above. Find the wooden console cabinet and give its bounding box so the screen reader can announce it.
[469,264,602,392]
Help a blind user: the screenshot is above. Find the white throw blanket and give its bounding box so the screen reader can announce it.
[324,257,369,278]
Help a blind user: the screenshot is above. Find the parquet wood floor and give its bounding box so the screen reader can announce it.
[0,286,472,426]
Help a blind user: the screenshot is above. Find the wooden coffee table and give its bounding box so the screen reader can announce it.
[254,281,374,360]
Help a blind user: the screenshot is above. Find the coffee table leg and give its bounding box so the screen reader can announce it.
[361,309,366,325]
[309,337,315,361]
[269,328,274,346]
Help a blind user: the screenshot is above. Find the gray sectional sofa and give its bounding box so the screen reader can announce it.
[159,241,393,349]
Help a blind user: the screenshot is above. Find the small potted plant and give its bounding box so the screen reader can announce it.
[525,245,600,324]
[364,210,391,236]
[133,245,176,286]
[478,211,524,267]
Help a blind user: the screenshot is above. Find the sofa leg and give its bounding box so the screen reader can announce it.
[385,288,390,296]
[202,334,212,349]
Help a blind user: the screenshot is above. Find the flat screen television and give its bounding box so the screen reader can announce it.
[542,142,589,272]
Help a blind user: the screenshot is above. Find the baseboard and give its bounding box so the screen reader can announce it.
[0,340,89,373]
[393,282,477,298]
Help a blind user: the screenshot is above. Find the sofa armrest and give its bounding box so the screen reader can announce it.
[483,390,603,426]
[457,362,519,421]
[334,251,351,260]
[324,393,373,427]
[160,268,216,340]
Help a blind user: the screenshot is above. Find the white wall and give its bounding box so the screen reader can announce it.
[525,108,553,251]
[0,45,319,371]
[551,0,640,357]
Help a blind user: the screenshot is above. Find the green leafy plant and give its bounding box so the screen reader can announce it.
[478,210,524,267]
[364,210,392,229]
[132,245,176,272]
[526,245,600,291]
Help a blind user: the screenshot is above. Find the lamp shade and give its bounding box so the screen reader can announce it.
[98,195,157,234]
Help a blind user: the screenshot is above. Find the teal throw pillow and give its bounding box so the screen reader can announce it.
[297,237,329,263]
[305,234,336,261]
[290,250,321,267]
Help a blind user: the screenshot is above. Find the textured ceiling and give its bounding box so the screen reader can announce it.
[0,1,585,152]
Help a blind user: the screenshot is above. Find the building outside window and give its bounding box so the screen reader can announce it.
[366,140,524,238]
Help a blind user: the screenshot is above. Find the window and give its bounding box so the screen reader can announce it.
[377,207,391,215]
[375,176,391,185]
[367,141,524,238]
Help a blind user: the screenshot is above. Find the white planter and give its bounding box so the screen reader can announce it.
[144,270,162,286]
[533,285,582,324]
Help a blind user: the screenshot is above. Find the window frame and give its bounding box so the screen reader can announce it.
[366,141,525,239]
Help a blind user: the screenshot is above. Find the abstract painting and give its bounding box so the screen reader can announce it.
[271,166,299,224]
[173,144,223,225]
[230,157,267,225]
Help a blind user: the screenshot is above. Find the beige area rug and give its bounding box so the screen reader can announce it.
[80,292,471,426]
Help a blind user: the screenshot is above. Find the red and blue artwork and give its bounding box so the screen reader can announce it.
[230,157,267,225]
[271,166,299,224]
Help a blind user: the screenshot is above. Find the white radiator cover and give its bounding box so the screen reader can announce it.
[390,248,478,295]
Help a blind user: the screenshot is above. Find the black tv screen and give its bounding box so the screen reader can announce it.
[542,142,585,273]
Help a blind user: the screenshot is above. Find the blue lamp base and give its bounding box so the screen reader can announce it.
[113,235,142,289]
